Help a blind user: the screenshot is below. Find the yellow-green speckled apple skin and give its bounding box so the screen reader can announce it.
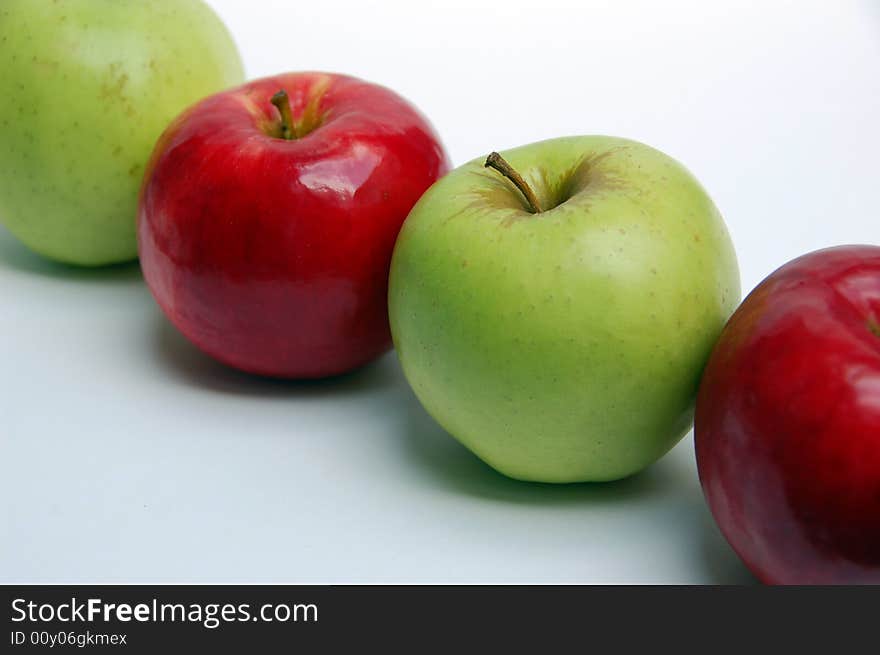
[389,136,740,483]
[0,0,244,265]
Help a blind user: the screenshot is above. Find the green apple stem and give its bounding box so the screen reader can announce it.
[271,89,294,140]
[484,151,542,214]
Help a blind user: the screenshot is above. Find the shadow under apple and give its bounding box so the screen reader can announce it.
[397,392,758,583]
[152,314,400,399]
[397,391,687,506]
[697,503,757,585]
[0,225,141,283]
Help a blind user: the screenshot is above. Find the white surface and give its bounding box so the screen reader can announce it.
[2,0,878,583]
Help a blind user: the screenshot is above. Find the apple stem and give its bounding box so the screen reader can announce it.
[271,89,294,140]
[484,151,543,214]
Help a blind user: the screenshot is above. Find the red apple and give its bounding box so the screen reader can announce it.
[695,245,880,584]
[138,72,450,377]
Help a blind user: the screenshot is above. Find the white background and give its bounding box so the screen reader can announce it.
[2,0,878,583]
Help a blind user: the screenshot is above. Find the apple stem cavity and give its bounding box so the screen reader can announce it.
[484,151,543,214]
[270,87,325,140]
[271,89,295,140]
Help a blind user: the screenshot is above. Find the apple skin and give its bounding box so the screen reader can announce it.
[139,72,450,378]
[0,0,243,265]
[695,246,880,584]
[389,136,740,483]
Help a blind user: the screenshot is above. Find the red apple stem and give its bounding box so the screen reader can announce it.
[484,151,543,214]
[271,89,294,140]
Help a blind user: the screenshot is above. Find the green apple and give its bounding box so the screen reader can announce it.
[0,0,244,266]
[389,136,740,483]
